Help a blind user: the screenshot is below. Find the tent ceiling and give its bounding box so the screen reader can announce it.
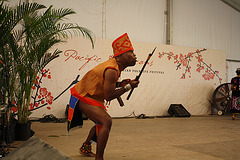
[221,0,240,12]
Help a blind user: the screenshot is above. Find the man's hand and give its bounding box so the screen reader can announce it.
[120,79,139,89]
[119,79,131,87]
[129,79,139,88]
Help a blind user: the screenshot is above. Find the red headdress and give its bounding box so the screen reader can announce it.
[112,33,134,57]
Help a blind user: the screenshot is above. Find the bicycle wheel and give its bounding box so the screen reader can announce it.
[212,83,232,115]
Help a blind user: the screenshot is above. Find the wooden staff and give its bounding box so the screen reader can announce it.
[117,97,124,106]
[126,47,157,100]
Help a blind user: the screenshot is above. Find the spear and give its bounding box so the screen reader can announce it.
[126,47,157,100]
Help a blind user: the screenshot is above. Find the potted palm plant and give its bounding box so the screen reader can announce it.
[0,0,94,140]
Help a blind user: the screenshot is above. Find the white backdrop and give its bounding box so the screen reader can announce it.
[29,37,226,118]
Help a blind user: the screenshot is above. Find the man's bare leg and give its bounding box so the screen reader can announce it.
[232,113,235,120]
[77,101,112,160]
[85,125,96,143]
[95,119,111,160]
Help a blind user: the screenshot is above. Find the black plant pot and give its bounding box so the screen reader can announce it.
[6,123,16,143]
[0,123,16,144]
[15,122,31,141]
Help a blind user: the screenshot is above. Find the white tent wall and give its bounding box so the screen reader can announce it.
[31,0,240,58]
[33,0,166,44]
[172,0,240,60]
[8,0,240,60]
[5,0,19,5]
[104,0,166,43]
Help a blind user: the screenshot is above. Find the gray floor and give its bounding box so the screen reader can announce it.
[9,115,240,160]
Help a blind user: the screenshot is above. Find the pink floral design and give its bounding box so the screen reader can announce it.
[30,103,34,110]
[209,72,215,79]
[179,54,189,66]
[41,100,45,104]
[40,88,48,97]
[46,92,53,105]
[30,69,54,111]
[158,48,221,83]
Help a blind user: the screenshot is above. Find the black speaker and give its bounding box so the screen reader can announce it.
[168,104,191,117]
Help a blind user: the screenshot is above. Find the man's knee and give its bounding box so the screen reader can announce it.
[103,117,112,128]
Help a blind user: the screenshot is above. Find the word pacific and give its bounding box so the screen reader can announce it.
[64,49,102,70]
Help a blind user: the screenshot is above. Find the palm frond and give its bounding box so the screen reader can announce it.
[1,1,95,123]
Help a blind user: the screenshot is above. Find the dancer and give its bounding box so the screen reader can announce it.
[230,68,240,120]
[68,33,139,160]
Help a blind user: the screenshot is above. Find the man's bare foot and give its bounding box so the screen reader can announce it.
[79,143,95,157]
[79,150,96,157]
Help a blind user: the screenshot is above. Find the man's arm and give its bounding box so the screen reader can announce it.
[103,69,139,101]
